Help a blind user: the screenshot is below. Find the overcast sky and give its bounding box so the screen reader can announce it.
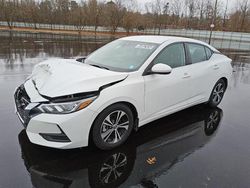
[73,0,239,14]
[135,0,237,13]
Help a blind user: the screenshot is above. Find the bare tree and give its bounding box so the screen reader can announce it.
[54,0,70,25]
[0,0,249,33]
[222,0,229,29]
[185,0,196,28]
[170,0,183,27]
[146,0,167,34]
[239,0,249,31]
[1,0,19,29]
[71,1,87,33]
[86,0,102,37]
[171,0,183,17]
[123,11,137,34]
[39,0,55,29]
[104,0,126,34]
[22,0,40,29]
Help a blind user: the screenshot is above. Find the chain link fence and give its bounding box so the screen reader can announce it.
[1,21,250,50]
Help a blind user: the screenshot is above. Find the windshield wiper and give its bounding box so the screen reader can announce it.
[89,64,109,70]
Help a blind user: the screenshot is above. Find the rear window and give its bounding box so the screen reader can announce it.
[186,43,207,64]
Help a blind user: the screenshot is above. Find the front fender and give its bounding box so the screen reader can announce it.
[88,76,145,121]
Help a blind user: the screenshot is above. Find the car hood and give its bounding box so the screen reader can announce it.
[29,58,128,98]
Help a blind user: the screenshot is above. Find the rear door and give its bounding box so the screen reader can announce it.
[184,43,216,101]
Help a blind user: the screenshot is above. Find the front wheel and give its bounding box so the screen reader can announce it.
[208,79,226,107]
[92,104,134,150]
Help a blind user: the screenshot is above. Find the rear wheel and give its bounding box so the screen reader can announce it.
[208,79,226,107]
[92,104,134,150]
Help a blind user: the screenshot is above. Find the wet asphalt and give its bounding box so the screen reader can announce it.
[0,39,250,188]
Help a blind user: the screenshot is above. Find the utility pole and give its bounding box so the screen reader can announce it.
[208,0,218,44]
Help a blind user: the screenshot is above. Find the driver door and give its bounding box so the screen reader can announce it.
[143,43,193,119]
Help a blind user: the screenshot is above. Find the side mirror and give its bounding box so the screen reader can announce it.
[150,63,172,75]
[76,57,86,63]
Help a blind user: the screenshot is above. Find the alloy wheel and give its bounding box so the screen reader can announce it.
[212,83,224,104]
[100,110,129,144]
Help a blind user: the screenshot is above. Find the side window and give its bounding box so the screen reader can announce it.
[186,43,207,64]
[153,43,185,68]
[205,47,213,59]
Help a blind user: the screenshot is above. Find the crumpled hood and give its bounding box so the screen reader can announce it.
[29,58,128,98]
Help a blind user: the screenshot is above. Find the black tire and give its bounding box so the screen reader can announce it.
[92,104,134,150]
[208,79,226,107]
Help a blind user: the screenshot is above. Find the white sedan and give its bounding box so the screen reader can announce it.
[14,36,232,150]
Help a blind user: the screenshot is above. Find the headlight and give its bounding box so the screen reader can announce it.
[37,96,96,114]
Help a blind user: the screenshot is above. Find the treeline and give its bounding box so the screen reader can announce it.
[0,0,249,34]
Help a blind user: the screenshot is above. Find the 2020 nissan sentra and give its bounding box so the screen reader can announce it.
[14,36,232,150]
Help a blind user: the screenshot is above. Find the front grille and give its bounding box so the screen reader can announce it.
[15,85,31,127]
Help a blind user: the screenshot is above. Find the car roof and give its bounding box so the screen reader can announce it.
[119,35,182,44]
[119,35,218,51]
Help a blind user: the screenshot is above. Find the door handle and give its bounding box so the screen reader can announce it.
[183,73,191,79]
[213,65,219,70]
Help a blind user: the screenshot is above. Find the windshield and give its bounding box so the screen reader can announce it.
[85,40,159,72]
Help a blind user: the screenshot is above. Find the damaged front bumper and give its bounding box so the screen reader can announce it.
[14,80,98,149]
[14,85,40,127]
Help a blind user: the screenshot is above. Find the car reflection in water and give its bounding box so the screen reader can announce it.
[18,105,222,188]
